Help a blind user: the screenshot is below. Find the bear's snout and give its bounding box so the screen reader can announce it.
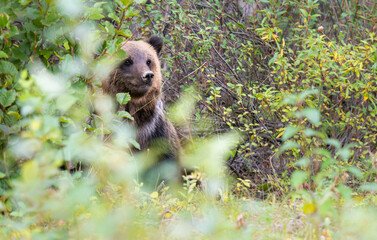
[142,71,154,85]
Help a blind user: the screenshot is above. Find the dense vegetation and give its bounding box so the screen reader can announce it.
[0,0,376,238]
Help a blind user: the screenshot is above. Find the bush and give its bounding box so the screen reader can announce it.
[1,0,377,239]
[136,0,377,194]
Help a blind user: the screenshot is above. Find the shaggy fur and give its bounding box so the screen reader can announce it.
[103,36,180,169]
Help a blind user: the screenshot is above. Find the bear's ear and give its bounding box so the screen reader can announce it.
[147,35,163,54]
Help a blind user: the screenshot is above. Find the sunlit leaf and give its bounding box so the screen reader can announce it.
[282,125,299,141]
[303,128,318,137]
[116,110,134,120]
[347,166,363,179]
[129,138,140,150]
[301,108,320,125]
[295,157,310,167]
[150,191,159,198]
[0,13,9,28]
[0,60,17,76]
[21,160,39,182]
[337,185,352,200]
[325,138,341,149]
[0,89,16,107]
[168,88,197,125]
[56,94,77,112]
[0,51,8,59]
[360,183,377,192]
[116,92,131,105]
[299,9,308,17]
[303,203,315,215]
[277,140,300,156]
[291,170,309,190]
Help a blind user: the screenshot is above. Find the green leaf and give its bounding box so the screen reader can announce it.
[338,147,351,161]
[235,23,245,29]
[60,116,74,124]
[313,148,332,158]
[0,13,10,28]
[116,30,130,38]
[0,60,18,76]
[41,12,60,26]
[291,171,309,190]
[0,124,12,134]
[298,89,318,101]
[116,110,134,120]
[325,138,341,149]
[116,92,131,105]
[87,13,105,20]
[282,125,299,141]
[337,185,352,200]
[7,111,21,120]
[108,13,120,24]
[19,0,32,6]
[85,4,105,20]
[116,0,133,7]
[268,52,278,66]
[129,138,140,150]
[282,94,298,105]
[299,9,308,17]
[347,166,363,179]
[303,128,318,137]
[167,89,197,125]
[360,183,377,192]
[124,29,133,38]
[301,108,320,125]
[0,89,16,108]
[114,49,127,59]
[56,94,77,112]
[0,51,8,59]
[124,7,139,18]
[0,172,6,178]
[21,160,39,182]
[277,140,300,156]
[295,157,310,167]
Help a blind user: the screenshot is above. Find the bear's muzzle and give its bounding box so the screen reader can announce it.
[142,71,154,85]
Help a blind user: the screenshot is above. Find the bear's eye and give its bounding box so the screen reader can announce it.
[146,59,152,66]
[123,59,133,67]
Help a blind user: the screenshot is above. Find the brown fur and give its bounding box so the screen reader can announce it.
[103,36,180,166]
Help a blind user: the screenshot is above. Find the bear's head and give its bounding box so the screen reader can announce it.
[104,36,164,98]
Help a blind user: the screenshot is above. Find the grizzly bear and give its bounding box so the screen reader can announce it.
[102,36,181,185]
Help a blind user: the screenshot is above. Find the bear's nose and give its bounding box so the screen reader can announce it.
[142,71,154,84]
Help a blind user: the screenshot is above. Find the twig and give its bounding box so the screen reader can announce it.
[211,45,242,83]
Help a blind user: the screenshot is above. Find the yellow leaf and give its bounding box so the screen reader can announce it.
[303,203,315,215]
[272,34,279,42]
[30,119,42,131]
[150,191,159,199]
[20,69,28,80]
[64,41,70,51]
[276,128,285,139]
[22,160,39,182]
[363,94,368,103]
[164,212,173,219]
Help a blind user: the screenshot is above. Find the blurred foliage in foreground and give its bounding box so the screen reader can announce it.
[0,0,377,239]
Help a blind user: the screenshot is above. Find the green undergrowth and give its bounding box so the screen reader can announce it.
[141,0,377,189]
[0,0,377,239]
